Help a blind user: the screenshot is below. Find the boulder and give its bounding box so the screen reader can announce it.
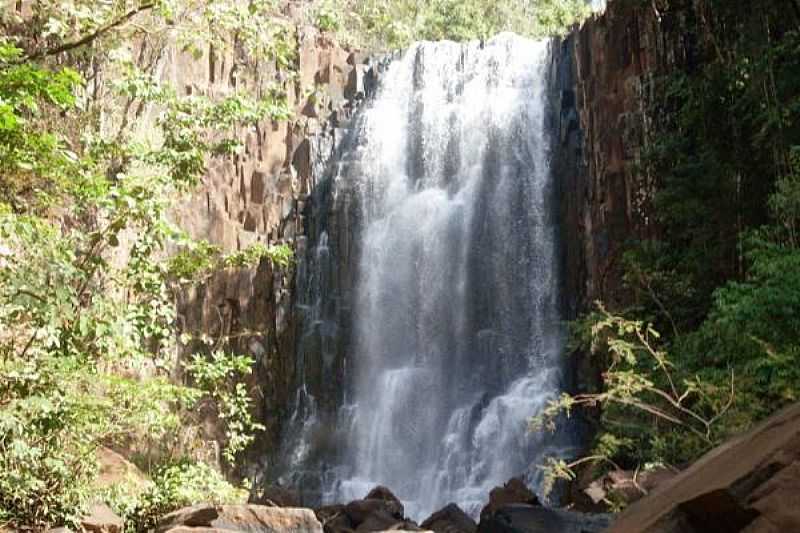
[365,487,403,509]
[420,503,476,533]
[81,503,124,533]
[162,529,236,533]
[95,447,147,490]
[249,485,302,508]
[477,504,611,533]
[156,504,323,533]
[345,499,403,527]
[314,505,354,533]
[609,402,800,532]
[478,478,540,524]
[354,511,406,532]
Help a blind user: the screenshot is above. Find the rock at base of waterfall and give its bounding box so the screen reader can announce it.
[420,503,477,533]
[345,496,404,525]
[316,489,419,533]
[478,478,540,524]
[477,504,611,533]
[156,504,323,533]
[365,486,404,509]
[314,505,351,533]
[248,485,302,508]
[355,512,419,532]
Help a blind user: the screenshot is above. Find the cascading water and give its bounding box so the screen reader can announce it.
[294,34,574,519]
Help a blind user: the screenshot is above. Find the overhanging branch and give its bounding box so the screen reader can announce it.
[21,2,156,62]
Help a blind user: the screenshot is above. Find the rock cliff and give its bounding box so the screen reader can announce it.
[558,0,708,313]
[167,23,375,474]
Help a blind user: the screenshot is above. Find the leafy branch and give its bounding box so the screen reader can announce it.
[532,303,735,498]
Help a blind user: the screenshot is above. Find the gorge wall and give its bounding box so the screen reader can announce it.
[181,0,710,494]
[167,22,374,475]
[119,0,720,500]
[559,0,695,316]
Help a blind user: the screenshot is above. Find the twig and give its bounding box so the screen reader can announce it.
[20,3,156,62]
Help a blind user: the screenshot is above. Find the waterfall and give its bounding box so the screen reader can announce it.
[295,33,570,519]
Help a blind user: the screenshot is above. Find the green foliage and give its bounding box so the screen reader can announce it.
[0,2,296,527]
[168,241,294,284]
[316,0,591,49]
[314,0,345,33]
[223,243,294,269]
[534,304,734,487]
[103,460,246,533]
[0,39,83,210]
[197,1,297,71]
[184,351,265,463]
[626,4,800,333]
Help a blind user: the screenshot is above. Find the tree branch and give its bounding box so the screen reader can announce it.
[21,3,156,62]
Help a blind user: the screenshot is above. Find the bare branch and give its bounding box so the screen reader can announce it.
[20,3,156,63]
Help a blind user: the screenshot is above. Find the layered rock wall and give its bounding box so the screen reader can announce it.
[558,0,702,313]
[168,24,372,473]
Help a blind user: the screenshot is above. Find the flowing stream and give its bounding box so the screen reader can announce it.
[285,33,571,521]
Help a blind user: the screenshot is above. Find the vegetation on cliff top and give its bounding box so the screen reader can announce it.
[313,0,590,49]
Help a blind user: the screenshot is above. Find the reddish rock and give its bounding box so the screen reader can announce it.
[81,504,124,533]
[609,402,800,532]
[156,504,322,533]
[94,447,147,490]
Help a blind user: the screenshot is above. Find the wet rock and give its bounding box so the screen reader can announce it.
[479,478,540,524]
[365,487,403,509]
[249,485,302,508]
[314,505,353,533]
[345,499,404,526]
[156,504,322,533]
[420,503,476,533]
[81,504,124,533]
[354,511,407,532]
[477,504,611,533]
[609,402,800,532]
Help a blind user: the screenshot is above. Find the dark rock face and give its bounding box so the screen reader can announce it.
[314,505,351,533]
[345,499,404,525]
[478,504,610,533]
[365,486,403,508]
[609,402,800,533]
[420,503,477,533]
[557,0,719,315]
[479,478,540,525]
